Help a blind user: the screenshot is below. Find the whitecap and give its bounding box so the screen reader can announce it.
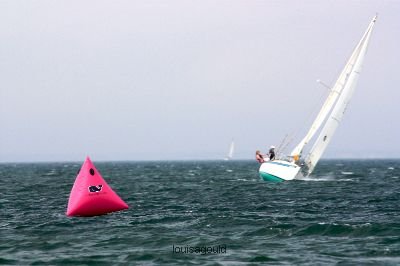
[296,175,335,181]
[341,171,353,175]
[43,170,58,176]
[0,222,10,228]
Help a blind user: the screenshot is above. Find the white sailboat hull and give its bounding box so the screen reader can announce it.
[259,160,301,182]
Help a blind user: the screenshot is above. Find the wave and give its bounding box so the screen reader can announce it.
[297,172,358,182]
[296,175,336,182]
[341,171,354,175]
[294,222,399,237]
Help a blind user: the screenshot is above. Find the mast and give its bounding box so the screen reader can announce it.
[290,15,377,162]
[305,15,377,175]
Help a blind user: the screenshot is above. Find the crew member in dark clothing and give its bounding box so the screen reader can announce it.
[268,146,276,161]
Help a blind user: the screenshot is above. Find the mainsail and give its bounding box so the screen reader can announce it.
[304,15,377,175]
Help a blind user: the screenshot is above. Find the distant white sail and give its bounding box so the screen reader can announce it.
[305,15,377,175]
[225,140,235,160]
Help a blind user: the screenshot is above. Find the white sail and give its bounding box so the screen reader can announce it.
[305,15,377,175]
[226,140,235,160]
[290,15,377,161]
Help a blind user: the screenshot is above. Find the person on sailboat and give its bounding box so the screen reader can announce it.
[268,146,276,161]
[255,150,265,163]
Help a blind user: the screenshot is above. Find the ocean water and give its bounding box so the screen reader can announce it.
[1,159,399,265]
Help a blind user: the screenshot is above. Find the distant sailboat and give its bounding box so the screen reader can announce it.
[259,15,377,182]
[224,139,235,160]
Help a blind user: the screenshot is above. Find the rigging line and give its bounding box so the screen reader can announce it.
[288,81,332,154]
[276,134,289,157]
[279,134,296,157]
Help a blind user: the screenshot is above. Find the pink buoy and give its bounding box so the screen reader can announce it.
[66,156,128,217]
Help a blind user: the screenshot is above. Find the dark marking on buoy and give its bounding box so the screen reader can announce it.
[89,168,95,175]
[88,185,103,193]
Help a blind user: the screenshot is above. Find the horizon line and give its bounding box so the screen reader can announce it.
[1,157,399,164]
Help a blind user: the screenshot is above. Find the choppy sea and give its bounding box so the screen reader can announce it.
[1,159,399,265]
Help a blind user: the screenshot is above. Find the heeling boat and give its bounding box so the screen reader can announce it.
[259,15,377,182]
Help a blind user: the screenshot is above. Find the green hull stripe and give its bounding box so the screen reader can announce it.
[259,171,285,182]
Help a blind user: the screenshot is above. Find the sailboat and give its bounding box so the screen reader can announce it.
[259,15,377,182]
[224,139,235,160]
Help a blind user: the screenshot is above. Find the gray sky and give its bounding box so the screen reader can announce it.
[0,0,399,162]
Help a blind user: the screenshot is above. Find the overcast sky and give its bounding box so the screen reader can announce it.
[0,0,399,162]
